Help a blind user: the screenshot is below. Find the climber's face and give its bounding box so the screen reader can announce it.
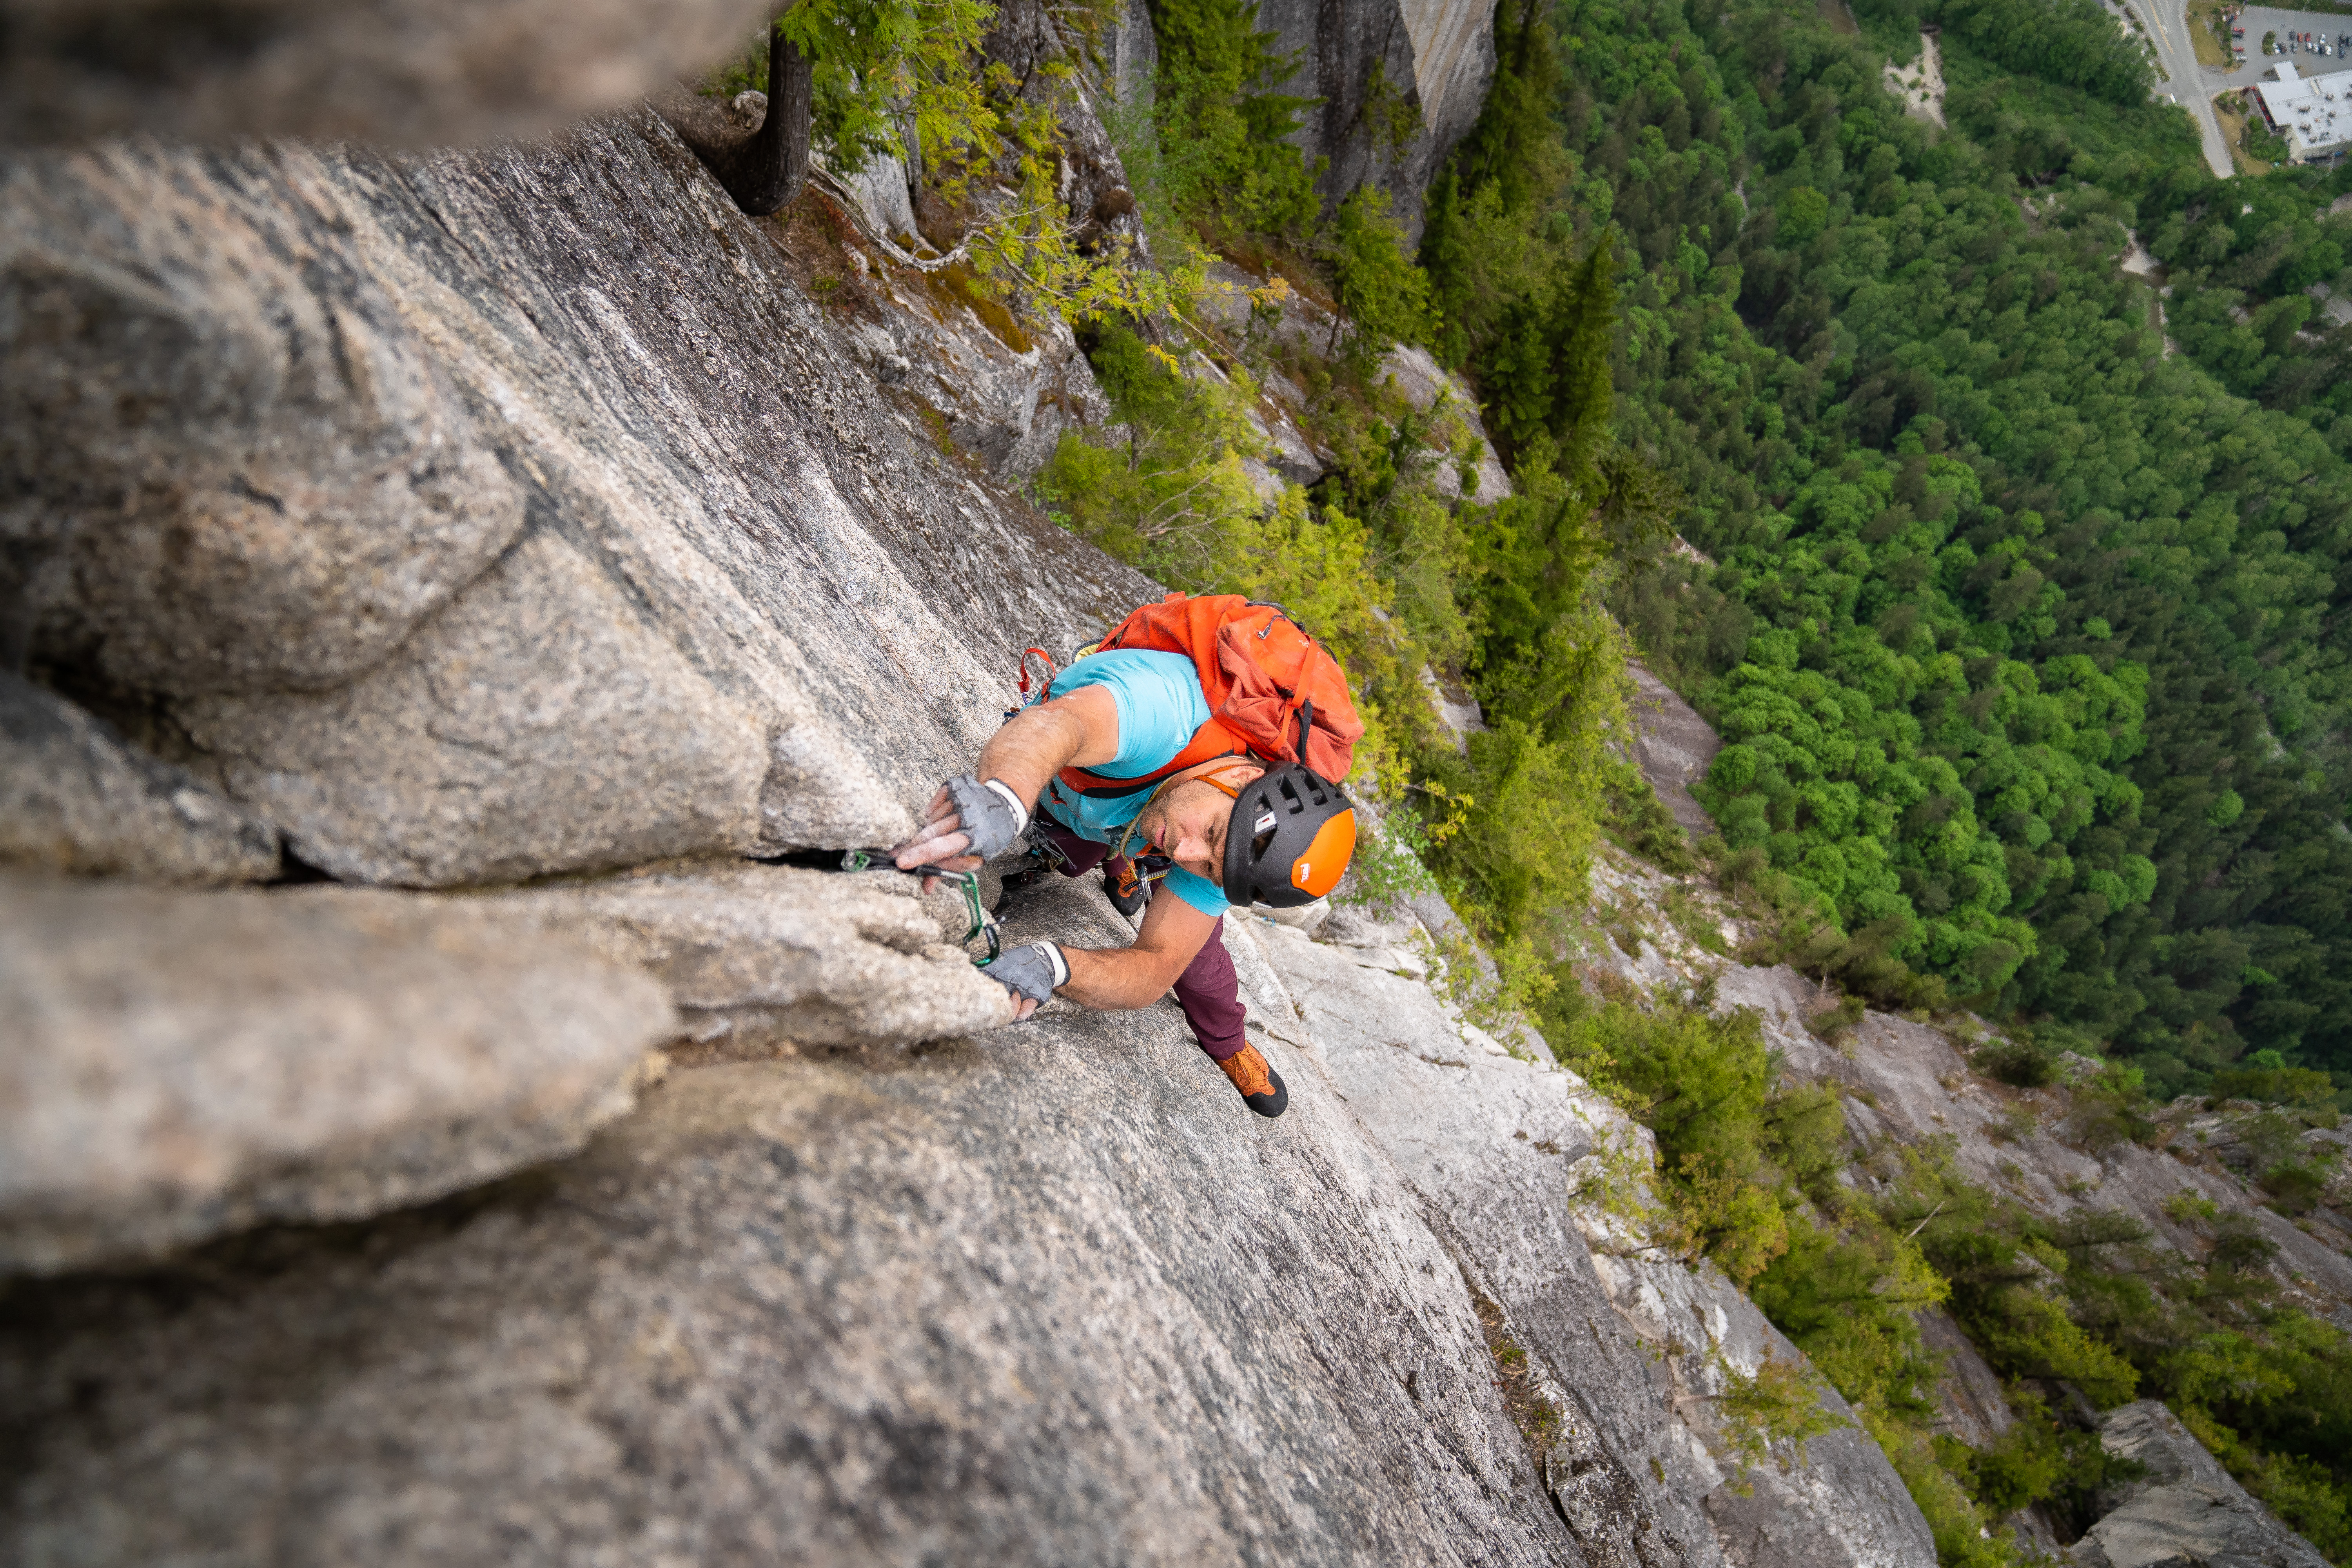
[1134,764,1264,887]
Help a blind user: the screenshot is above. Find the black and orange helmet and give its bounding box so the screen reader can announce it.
[1222,758,1356,907]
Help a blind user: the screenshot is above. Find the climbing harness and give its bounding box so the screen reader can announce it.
[769,848,1002,965]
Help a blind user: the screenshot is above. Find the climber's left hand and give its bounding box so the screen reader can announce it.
[982,941,1066,1022]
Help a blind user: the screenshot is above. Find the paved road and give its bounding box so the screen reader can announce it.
[2120,0,2236,176]
[2115,0,2352,177]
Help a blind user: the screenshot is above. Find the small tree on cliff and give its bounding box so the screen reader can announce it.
[1327,187,1430,359]
[1148,0,1322,239]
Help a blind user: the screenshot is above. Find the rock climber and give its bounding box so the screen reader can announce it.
[893,605,1361,1119]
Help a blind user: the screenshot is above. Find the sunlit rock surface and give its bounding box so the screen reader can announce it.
[1251,896,1936,1568]
[2075,1401,2330,1568]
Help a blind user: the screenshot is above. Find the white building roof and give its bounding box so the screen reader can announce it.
[2252,63,2352,162]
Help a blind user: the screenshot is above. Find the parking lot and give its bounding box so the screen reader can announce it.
[2221,7,2352,88]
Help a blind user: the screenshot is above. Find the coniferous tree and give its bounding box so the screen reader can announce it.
[1546,240,1616,482]
[1419,169,1472,368]
[1451,0,1560,214]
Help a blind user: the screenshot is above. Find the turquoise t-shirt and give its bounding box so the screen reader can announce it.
[1034,648,1230,917]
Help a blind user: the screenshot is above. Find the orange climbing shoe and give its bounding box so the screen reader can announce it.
[1216,1043,1289,1119]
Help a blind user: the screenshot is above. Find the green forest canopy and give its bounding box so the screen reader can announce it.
[1542,0,2352,1101]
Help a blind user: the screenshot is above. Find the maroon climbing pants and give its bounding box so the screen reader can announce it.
[1034,822,1250,1062]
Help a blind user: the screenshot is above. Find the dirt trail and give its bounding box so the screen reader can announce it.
[1882,31,1947,127]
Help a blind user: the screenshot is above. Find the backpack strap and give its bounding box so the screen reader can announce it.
[1054,716,1258,799]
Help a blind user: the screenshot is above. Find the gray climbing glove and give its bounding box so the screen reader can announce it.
[944,773,1028,862]
[984,940,1068,1009]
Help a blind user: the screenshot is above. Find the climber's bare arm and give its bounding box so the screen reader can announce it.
[1057,887,1217,1011]
[895,686,1121,872]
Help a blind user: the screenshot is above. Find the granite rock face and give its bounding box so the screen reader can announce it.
[1251,0,1500,233]
[1915,1307,2015,1448]
[2,141,527,701]
[1578,1150,1938,1568]
[1378,343,1514,502]
[0,875,1578,1566]
[1248,897,1937,1568]
[181,531,775,887]
[443,858,1018,1054]
[0,671,278,884]
[0,873,673,1276]
[2074,1401,2331,1568]
[1625,661,1720,838]
[809,193,1114,480]
[0,0,777,147]
[3,116,1154,886]
[1250,912,1722,1568]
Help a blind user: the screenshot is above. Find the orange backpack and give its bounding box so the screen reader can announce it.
[1029,593,1365,799]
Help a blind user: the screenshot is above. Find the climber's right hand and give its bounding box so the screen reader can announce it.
[982,940,1067,1021]
[894,773,1027,878]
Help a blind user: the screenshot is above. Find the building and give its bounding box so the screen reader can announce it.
[2249,64,2352,163]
